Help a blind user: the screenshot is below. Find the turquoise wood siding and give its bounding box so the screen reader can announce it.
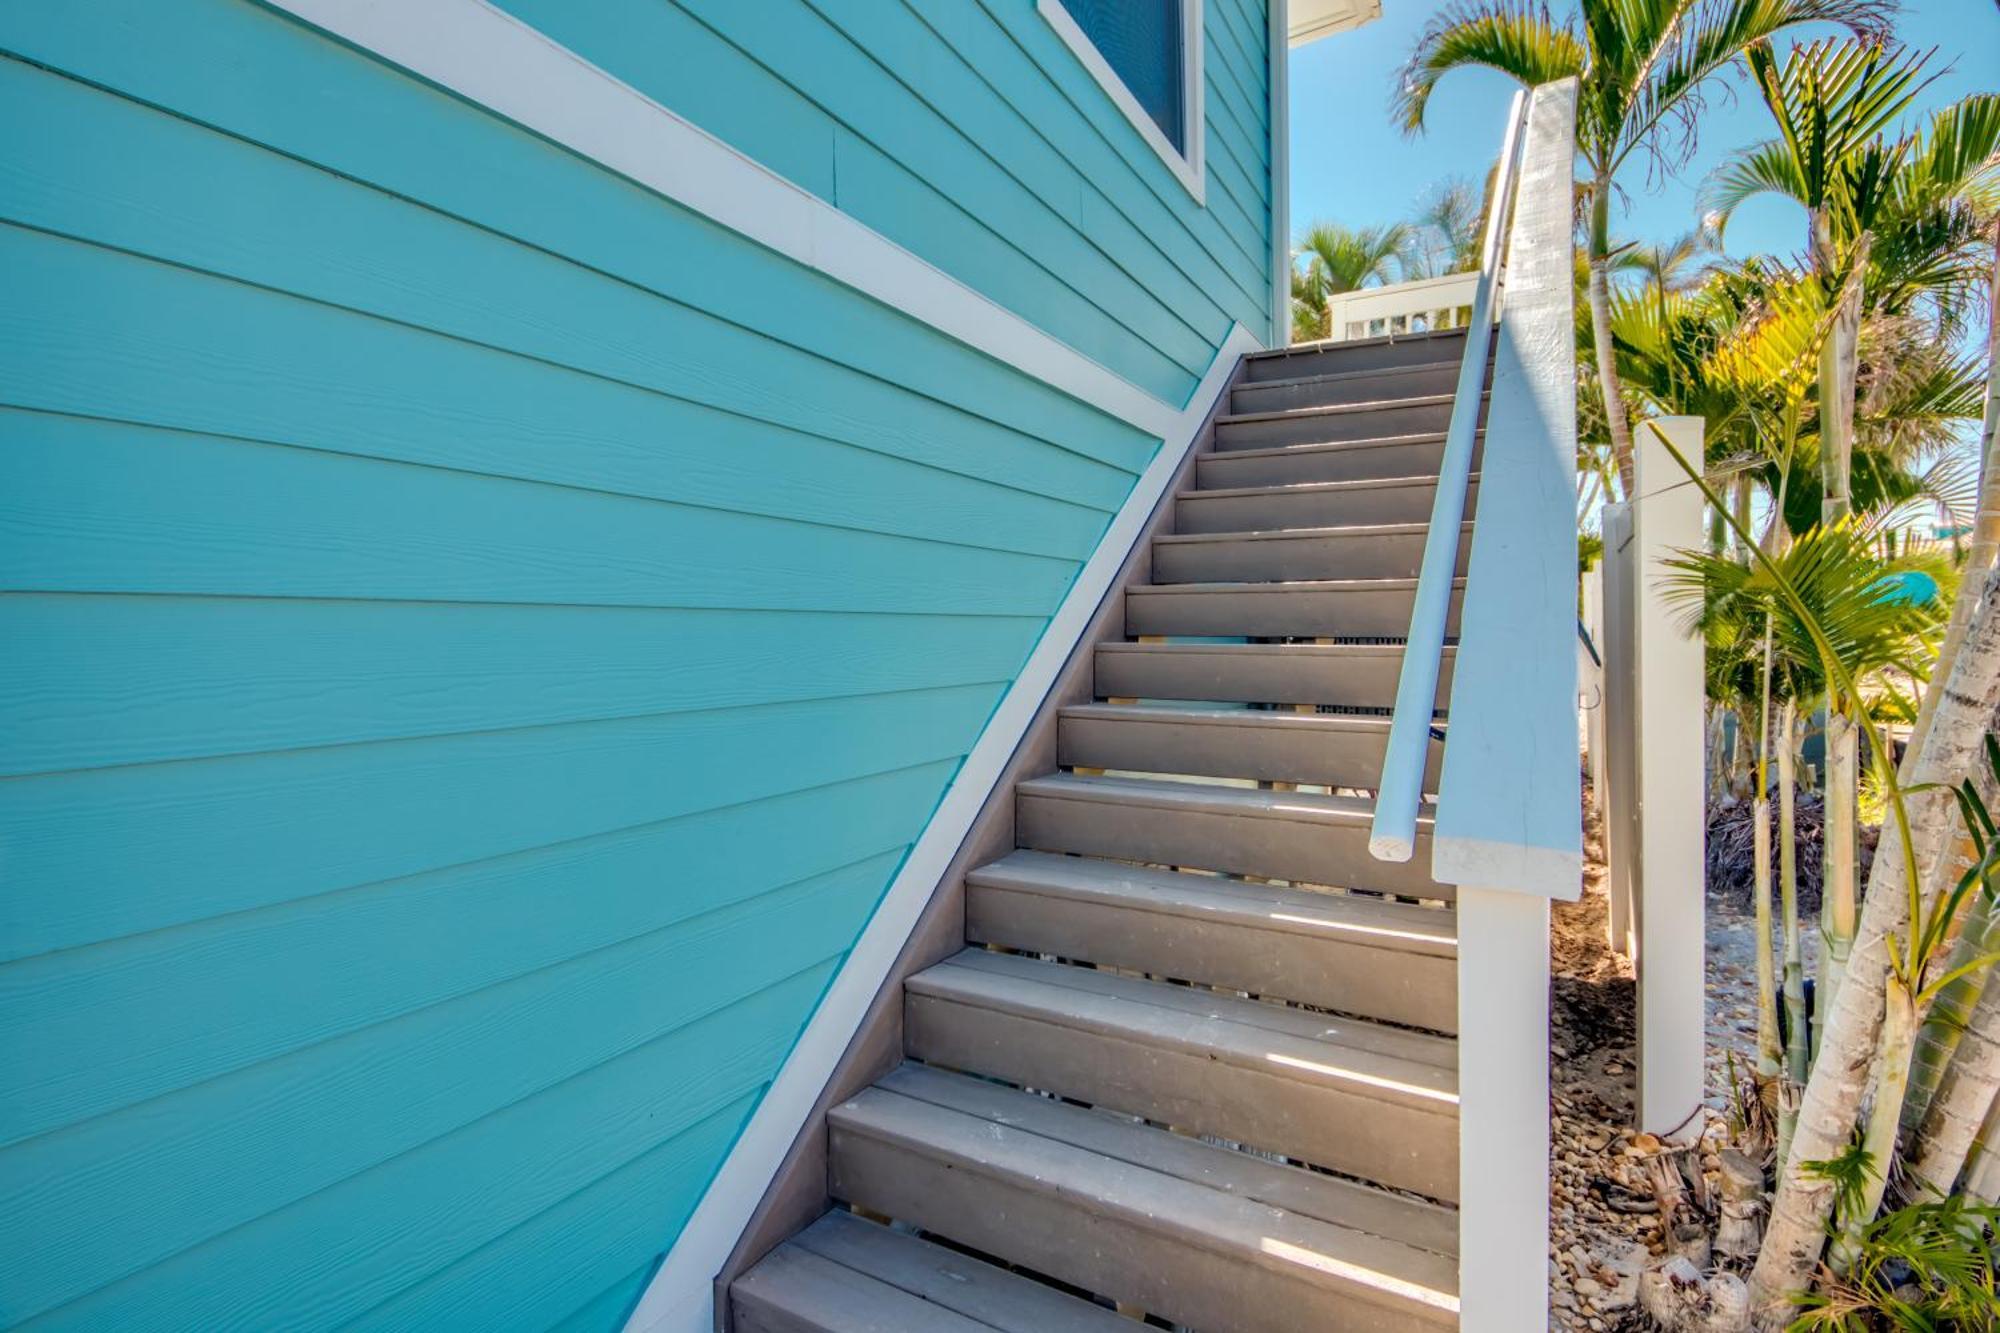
[0,0,1273,1329]
[492,0,1279,394]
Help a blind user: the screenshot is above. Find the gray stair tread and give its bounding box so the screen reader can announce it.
[1231,360,1464,396]
[1216,393,1457,427]
[966,849,1457,960]
[1129,574,1427,596]
[1155,520,1458,545]
[1058,694,1431,788]
[853,1064,1461,1269]
[1246,328,1466,361]
[1062,700,1397,736]
[913,949,1458,1088]
[733,1211,1131,1332]
[1097,640,1447,666]
[1186,474,1461,501]
[1017,771,1405,825]
[1206,432,1452,461]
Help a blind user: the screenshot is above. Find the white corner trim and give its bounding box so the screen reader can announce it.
[1036,0,1207,206]
[1268,0,1291,347]
[262,0,1194,438]
[622,322,1258,1333]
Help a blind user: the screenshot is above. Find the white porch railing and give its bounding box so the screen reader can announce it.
[1326,270,1480,341]
[1369,78,1583,1332]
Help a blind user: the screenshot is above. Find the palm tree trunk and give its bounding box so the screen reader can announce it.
[1904,221,2000,770]
[1814,213,1862,528]
[1899,700,2000,1148]
[1904,971,2000,1199]
[1587,185,1635,496]
[1820,714,1860,1021]
[1965,1090,2000,1204]
[1755,624,1783,1084]
[1780,700,1808,1088]
[1828,976,1917,1273]
[1816,221,1866,1038]
[1750,559,2000,1323]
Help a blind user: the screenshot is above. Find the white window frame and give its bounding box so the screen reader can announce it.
[1038,0,1206,205]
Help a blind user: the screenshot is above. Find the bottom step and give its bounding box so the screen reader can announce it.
[830,1064,1459,1333]
[732,1210,1127,1332]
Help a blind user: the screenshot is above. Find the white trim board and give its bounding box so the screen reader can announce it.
[624,323,1259,1333]
[1037,0,1207,205]
[1268,0,1292,347]
[264,0,1227,441]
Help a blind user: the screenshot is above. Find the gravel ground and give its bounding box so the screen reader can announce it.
[1547,786,1775,1329]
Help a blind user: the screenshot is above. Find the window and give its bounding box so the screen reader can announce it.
[1039,0,1205,202]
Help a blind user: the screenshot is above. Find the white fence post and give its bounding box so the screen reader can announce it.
[1632,417,1707,1141]
[1600,504,1636,959]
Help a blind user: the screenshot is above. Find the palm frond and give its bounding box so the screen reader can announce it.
[1393,1,1586,135]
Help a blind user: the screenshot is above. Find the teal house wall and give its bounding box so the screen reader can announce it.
[0,2,1274,1329]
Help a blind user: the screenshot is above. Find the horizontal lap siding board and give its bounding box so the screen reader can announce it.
[491,0,1274,389]
[0,1,1213,1328]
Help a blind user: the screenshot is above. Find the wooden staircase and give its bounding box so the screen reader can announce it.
[730,329,1482,1333]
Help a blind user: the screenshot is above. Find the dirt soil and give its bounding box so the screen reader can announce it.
[1548,786,1741,1330]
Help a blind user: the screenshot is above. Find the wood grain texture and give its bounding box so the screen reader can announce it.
[0,682,994,960]
[0,0,1274,1325]
[1,777,936,1144]
[0,60,1142,518]
[2,888,860,1324]
[0,5,1154,465]
[487,0,1274,395]
[0,407,1074,615]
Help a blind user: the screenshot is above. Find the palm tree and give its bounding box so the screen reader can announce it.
[1400,175,1488,278]
[1395,0,1893,495]
[1290,221,1409,342]
[1710,59,2000,1029]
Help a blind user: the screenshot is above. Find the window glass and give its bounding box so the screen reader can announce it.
[1056,0,1185,151]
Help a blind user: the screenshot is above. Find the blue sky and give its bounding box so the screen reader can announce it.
[1288,0,2000,265]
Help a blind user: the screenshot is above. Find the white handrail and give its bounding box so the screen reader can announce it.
[1368,90,1528,863]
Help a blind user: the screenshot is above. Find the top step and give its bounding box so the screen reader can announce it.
[1242,328,1469,383]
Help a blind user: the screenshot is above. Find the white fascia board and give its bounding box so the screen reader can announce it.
[622,324,1259,1333]
[265,0,1198,438]
[1268,0,1292,347]
[1036,0,1207,206]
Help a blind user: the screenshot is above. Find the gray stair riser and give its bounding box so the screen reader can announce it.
[828,1113,1456,1333]
[1241,333,1467,382]
[1153,526,1470,584]
[1177,478,1476,534]
[1230,361,1461,413]
[731,1247,1001,1333]
[1198,437,1451,488]
[904,991,1459,1201]
[1093,643,1452,712]
[731,1213,1134,1333]
[1125,582,1460,638]
[1057,710,1440,790]
[965,881,1458,1032]
[1015,790,1450,897]
[1216,399,1458,450]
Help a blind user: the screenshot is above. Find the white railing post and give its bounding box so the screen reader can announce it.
[1368,91,1526,863]
[1456,885,1553,1326]
[1632,417,1708,1141]
[1424,77,1580,1333]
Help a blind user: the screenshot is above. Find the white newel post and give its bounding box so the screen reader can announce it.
[1633,417,1707,1140]
[1456,886,1553,1330]
[1425,78,1580,1333]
